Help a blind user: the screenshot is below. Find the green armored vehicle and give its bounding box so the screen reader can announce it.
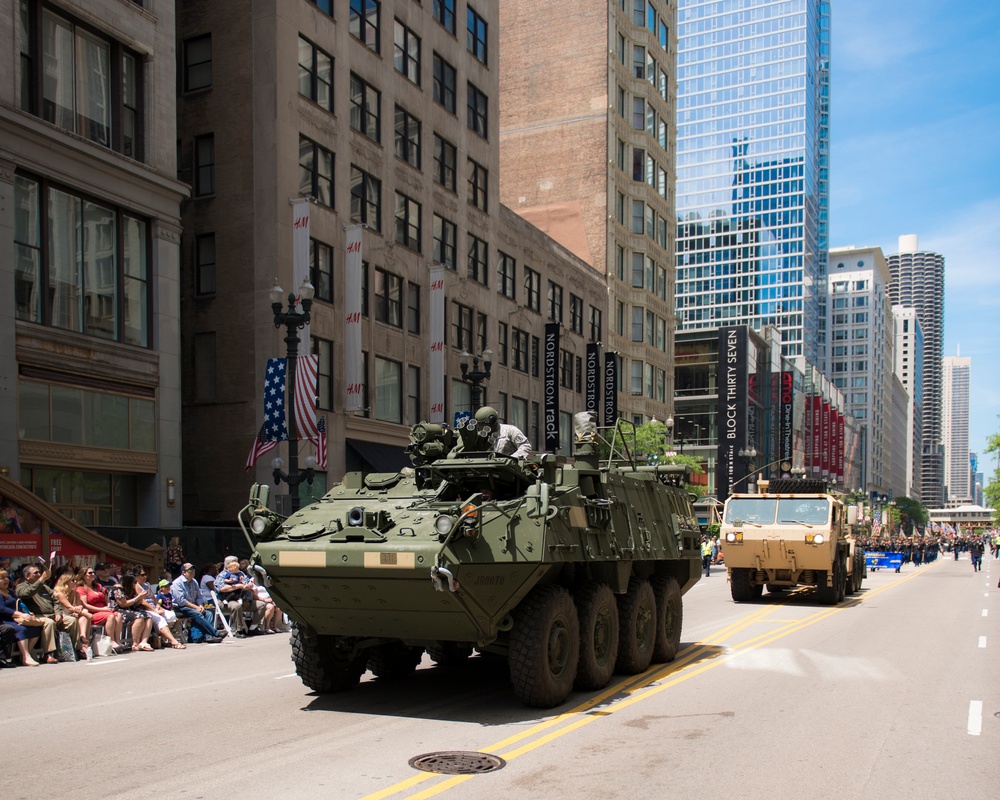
[241,410,702,707]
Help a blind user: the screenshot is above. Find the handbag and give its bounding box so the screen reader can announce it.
[92,632,115,657]
[56,630,78,662]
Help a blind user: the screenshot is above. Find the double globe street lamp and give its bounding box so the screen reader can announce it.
[459,347,493,413]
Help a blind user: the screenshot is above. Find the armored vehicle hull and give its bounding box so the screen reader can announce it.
[243,415,702,706]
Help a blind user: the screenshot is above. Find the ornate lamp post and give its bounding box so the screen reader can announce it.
[738,445,758,490]
[269,277,316,513]
[459,347,493,413]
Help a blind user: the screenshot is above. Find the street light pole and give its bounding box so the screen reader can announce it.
[459,348,493,413]
[269,278,316,513]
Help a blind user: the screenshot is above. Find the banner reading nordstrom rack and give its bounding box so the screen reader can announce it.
[586,343,600,423]
[544,323,559,452]
[344,225,363,412]
[428,267,445,423]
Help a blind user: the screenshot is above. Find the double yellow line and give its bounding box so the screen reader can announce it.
[360,563,934,800]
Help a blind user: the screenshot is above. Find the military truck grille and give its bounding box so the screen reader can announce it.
[408,751,506,775]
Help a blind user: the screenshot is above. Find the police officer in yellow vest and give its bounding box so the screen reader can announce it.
[700,536,713,577]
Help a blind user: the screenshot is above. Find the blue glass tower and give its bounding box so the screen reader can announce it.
[675,0,830,365]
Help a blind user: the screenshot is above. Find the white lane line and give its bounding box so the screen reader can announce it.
[978,636,987,648]
[984,609,989,617]
[968,701,983,735]
[274,673,299,680]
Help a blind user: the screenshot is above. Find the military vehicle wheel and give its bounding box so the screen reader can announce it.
[290,625,367,693]
[651,575,682,663]
[616,578,656,674]
[751,582,764,599]
[509,585,580,707]
[427,642,474,667]
[835,553,847,603]
[730,568,755,602]
[368,642,423,679]
[574,582,619,690]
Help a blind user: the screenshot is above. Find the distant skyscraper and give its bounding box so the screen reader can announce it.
[942,354,972,505]
[888,234,945,507]
[675,0,830,366]
[892,306,924,501]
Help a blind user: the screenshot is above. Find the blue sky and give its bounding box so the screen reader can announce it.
[830,0,1000,485]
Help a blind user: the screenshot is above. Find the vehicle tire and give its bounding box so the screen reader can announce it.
[290,625,367,693]
[651,575,682,663]
[427,642,474,667]
[509,585,580,707]
[574,582,619,690]
[751,582,764,599]
[616,578,656,674]
[835,553,847,603]
[367,642,423,679]
[730,568,754,602]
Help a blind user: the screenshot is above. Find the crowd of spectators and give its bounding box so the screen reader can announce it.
[0,556,288,669]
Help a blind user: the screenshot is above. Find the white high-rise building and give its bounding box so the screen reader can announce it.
[942,353,972,505]
[893,306,923,500]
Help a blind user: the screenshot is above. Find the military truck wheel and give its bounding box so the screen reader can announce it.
[509,585,580,707]
[290,625,367,693]
[574,582,619,690]
[427,642,474,667]
[751,582,764,599]
[835,553,847,603]
[651,576,682,663]
[616,578,656,674]
[367,642,423,679]
[730,568,755,602]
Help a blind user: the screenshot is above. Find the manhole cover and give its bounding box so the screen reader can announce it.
[408,751,506,775]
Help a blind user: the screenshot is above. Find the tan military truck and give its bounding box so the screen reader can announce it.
[719,478,864,604]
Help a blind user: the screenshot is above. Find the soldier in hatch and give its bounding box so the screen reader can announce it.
[475,406,531,459]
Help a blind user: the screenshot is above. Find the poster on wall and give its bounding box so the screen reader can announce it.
[715,326,748,503]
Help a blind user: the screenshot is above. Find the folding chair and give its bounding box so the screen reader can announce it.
[210,590,235,638]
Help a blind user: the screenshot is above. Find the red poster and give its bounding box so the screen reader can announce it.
[50,535,100,570]
[820,401,831,477]
[810,395,823,475]
[835,410,845,483]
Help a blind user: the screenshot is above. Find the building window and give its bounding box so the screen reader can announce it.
[476,312,488,354]
[632,96,645,130]
[433,0,456,34]
[311,239,333,303]
[631,307,643,342]
[407,365,421,423]
[374,267,402,328]
[14,175,149,347]
[432,53,456,113]
[433,134,457,191]
[633,44,645,78]
[194,134,215,196]
[498,252,516,299]
[350,0,381,52]
[375,356,401,423]
[570,294,583,334]
[394,106,421,169]
[393,19,420,84]
[512,328,529,372]
[308,0,332,14]
[433,214,456,270]
[299,136,334,207]
[451,302,473,350]
[350,73,381,143]
[298,36,333,112]
[394,192,422,252]
[466,6,488,64]
[525,268,540,312]
[468,158,488,211]
[467,82,488,138]
[589,306,603,342]
[407,282,420,334]
[350,166,381,231]
[560,350,573,389]
[632,200,645,234]
[195,234,216,296]
[313,338,334,410]
[21,6,144,158]
[468,235,488,286]
[183,34,212,92]
[548,282,563,323]
[497,322,509,365]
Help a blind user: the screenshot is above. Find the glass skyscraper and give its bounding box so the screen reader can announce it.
[675,0,830,365]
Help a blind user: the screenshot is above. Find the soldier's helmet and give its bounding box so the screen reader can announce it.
[475,406,499,426]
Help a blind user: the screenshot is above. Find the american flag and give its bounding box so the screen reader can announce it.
[294,354,320,444]
[245,358,289,470]
[872,506,883,536]
[315,417,327,470]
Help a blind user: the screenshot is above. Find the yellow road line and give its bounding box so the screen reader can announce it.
[359,561,938,800]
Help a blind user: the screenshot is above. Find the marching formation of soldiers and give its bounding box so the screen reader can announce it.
[856,534,940,567]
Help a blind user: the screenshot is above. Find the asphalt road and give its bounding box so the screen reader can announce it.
[2,553,996,800]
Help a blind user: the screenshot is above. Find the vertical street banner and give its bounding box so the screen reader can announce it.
[779,370,794,466]
[344,225,364,412]
[586,343,601,423]
[603,352,618,429]
[747,372,758,459]
[821,399,831,478]
[810,394,823,474]
[544,323,560,452]
[834,409,844,484]
[716,326,748,503]
[291,198,311,347]
[428,266,445,423]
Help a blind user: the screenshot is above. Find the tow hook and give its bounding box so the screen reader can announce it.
[430,565,459,592]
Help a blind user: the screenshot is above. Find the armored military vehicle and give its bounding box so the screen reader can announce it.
[240,411,702,707]
[719,478,865,604]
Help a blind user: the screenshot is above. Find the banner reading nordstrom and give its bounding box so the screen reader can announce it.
[544,323,559,451]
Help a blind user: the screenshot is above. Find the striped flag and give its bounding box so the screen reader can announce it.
[245,358,288,470]
[315,417,327,470]
[295,354,320,444]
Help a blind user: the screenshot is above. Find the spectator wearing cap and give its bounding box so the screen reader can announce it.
[170,564,221,644]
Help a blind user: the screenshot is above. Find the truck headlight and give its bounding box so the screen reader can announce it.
[726,532,743,542]
[250,515,269,536]
[434,515,454,536]
[806,533,825,545]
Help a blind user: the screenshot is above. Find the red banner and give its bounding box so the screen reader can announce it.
[809,395,823,475]
[820,401,831,477]
[835,410,845,482]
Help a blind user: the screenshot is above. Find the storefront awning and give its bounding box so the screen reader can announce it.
[346,439,410,474]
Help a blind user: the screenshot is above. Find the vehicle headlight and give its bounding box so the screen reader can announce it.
[434,515,455,536]
[250,516,269,536]
[812,533,825,545]
[726,532,737,542]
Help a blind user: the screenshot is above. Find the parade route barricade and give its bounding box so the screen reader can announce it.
[866,551,903,570]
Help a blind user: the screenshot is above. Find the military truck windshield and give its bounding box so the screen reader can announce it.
[724,498,777,525]
[776,498,830,525]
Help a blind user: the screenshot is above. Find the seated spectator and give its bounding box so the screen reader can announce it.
[251,576,283,633]
[16,562,81,657]
[0,568,53,665]
[170,563,221,644]
[215,556,265,637]
[135,569,185,650]
[108,573,153,651]
[94,563,117,590]
[53,572,94,658]
[75,566,122,651]
[197,563,217,606]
